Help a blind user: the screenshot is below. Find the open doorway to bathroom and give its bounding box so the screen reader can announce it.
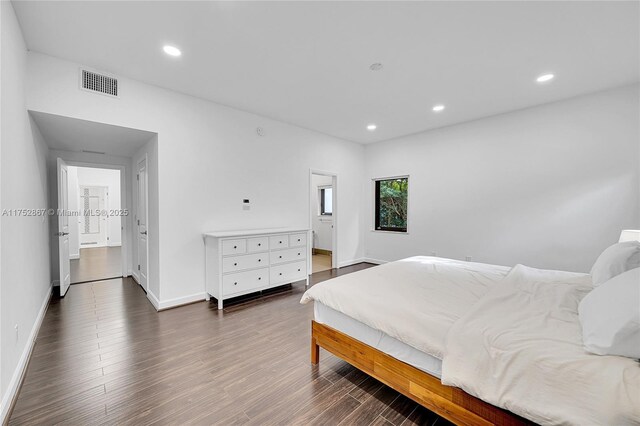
[310,171,337,273]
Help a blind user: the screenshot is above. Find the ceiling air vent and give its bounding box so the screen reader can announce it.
[80,69,118,97]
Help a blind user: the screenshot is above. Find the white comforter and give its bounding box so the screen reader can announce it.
[441,264,640,425]
[301,257,640,425]
[300,256,510,359]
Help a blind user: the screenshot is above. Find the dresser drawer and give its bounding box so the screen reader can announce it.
[222,253,267,273]
[247,237,268,253]
[270,247,307,265]
[289,233,307,247]
[222,268,269,296]
[221,239,246,256]
[269,235,289,249]
[270,261,307,285]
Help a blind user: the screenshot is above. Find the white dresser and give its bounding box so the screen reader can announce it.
[204,228,310,309]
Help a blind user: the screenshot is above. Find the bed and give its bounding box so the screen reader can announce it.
[300,256,640,426]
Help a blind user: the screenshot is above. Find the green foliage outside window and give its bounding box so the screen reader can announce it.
[375,177,408,232]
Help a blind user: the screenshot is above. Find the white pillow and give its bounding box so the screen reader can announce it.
[578,267,640,359]
[590,241,640,287]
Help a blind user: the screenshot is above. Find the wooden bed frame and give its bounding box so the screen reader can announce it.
[311,320,533,426]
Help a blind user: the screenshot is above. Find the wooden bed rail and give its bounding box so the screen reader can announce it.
[311,321,532,426]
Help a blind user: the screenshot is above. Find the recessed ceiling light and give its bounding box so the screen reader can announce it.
[367,124,377,131]
[163,45,181,57]
[432,105,445,112]
[369,63,383,71]
[536,73,554,83]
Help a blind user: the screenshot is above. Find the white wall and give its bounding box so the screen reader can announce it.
[364,85,640,273]
[27,52,366,306]
[75,166,122,247]
[0,2,52,420]
[311,174,333,251]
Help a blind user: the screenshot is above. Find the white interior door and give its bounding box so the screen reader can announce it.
[57,158,71,296]
[79,186,108,247]
[137,158,148,291]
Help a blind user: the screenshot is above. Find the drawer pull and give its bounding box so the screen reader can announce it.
[258,259,262,262]
[279,272,283,276]
[279,241,283,244]
[234,262,238,266]
[258,277,262,280]
[298,253,301,256]
[279,255,282,259]
[258,243,261,246]
[234,282,238,286]
[298,269,301,272]
[297,239,301,242]
[233,245,237,249]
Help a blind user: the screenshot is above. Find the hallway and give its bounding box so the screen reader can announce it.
[70,247,122,284]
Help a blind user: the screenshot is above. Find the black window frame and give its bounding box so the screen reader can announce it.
[374,177,408,233]
[320,186,333,216]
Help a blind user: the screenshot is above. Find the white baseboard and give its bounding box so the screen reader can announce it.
[107,242,122,247]
[337,258,388,268]
[146,290,160,310]
[0,285,52,423]
[143,289,203,312]
[363,257,387,265]
[336,258,388,268]
[337,258,367,268]
[70,253,80,260]
[157,292,206,311]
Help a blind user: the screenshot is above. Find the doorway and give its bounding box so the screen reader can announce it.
[310,170,337,273]
[68,166,123,284]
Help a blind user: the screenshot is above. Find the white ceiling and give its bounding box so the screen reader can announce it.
[13,1,639,144]
[30,111,156,157]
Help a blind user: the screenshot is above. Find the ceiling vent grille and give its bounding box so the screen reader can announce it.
[81,69,118,97]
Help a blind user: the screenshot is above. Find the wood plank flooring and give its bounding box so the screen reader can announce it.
[9,264,449,425]
[311,253,332,273]
[70,246,122,284]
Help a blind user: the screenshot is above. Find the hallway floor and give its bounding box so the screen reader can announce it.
[70,246,122,284]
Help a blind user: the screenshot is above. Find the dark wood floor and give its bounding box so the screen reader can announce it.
[71,246,122,284]
[9,264,448,425]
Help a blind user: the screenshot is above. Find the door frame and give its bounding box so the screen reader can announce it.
[63,160,129,278]
[135,155,149,293]
[309,169,338,269]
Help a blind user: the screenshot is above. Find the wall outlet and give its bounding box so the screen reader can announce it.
[430,251,437,256]
[15,323,19,341]
[465,256,472,262]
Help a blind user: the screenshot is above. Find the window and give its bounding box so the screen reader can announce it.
[320,186,333,215]
[374,177,408,232]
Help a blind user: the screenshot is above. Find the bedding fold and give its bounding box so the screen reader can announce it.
[301,256,510,359]
[441,264,640,425]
